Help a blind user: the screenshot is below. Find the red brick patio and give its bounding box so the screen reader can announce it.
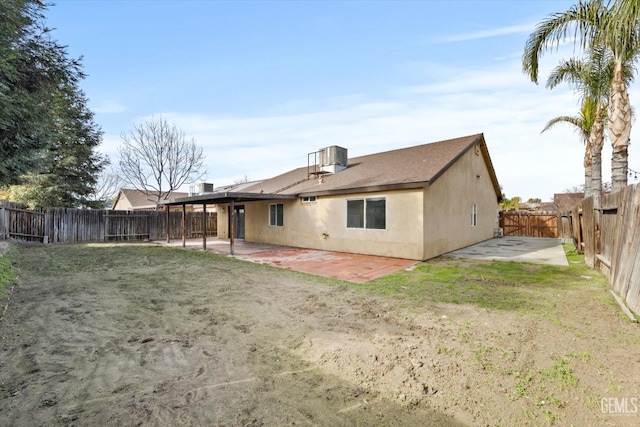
[163,238,417,283]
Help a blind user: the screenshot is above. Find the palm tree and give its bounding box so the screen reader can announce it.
[523,0,640,191]
[543,46,623,208]
[610,0,640,37]
[541,98,596,203]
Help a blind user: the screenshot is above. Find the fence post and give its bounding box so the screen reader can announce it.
[104,211,109,242]
[582,197,595,267]
[0,206,5,239]
[43,208,49,244]
[571,205,582,253]
[202,204,207,250]
[166,208,170,243]
[181,204,186,248]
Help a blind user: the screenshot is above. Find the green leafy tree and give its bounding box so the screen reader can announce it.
[523,0,640,191]
[500,194,521,211]
[40,83,107,208]
[1,1,106,207]
[1,1,80,185]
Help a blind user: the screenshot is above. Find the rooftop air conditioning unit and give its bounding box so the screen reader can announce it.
[199,182,214,194]
[319,146,348,173]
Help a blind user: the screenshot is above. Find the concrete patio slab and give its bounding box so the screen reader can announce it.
[446,236,569,266]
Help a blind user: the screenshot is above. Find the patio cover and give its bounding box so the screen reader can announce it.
[160,191,297,254]
[163,191,297,207]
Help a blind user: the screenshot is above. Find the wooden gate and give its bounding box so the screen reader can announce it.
[0,205,46,242]
[499,211,559,238]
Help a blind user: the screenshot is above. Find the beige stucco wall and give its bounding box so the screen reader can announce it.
[113,197,134,211]
[422,144,499,259]
[217,207,229,238]
[220,189,425,260]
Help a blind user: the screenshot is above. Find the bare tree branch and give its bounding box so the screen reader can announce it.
[87,166,123,208]
[117,116,206,209]
[234,174,251,184]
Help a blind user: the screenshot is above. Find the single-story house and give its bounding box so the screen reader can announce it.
[164,133,502,261]
[112,188,191,211]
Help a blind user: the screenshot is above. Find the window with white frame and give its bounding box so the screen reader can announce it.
[301,196,317,203]
[471,203,477,227]
[346,197,386,229]
[269,203,284,226]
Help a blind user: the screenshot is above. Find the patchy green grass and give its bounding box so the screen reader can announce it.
[506,353,581,424]
[0,247,17,296]
[541,356,579,389]
[7,241,610,318]
[12,242,247,273]
[356,244,608,313]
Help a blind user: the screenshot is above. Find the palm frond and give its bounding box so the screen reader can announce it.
[546,58,587,90]
[541,115,587,136]
[523,1,606,83]
[542,97,598,144]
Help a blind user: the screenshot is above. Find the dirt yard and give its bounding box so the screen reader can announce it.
[0,242,639,426]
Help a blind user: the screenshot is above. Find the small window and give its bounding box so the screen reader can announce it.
[366,198,386,229]
[301,196,317,203]
[269,203,283,226]
[347,197,386,229]
[347,200,365,228]
[471,203,477,227]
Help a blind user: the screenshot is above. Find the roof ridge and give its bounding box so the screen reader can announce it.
[347,133,482,162]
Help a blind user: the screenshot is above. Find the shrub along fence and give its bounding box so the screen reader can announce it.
[0,201,217,243]
[562,183,640,317]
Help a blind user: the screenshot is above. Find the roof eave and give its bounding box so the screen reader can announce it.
[162,191,298,206]
[298,181,428,197]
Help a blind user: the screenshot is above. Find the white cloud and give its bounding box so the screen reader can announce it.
[92,100,127,114]
[99,134,120,158]
[432,23,536,44]
[99,51,640,201]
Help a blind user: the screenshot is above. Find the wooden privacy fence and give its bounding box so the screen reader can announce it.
[0,203,217,243]
[499,211,559,237]
[0,202,45,242]
[563,183,640,317]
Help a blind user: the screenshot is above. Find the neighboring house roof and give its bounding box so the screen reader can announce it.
[113,188,189,210]
[166,133,501,205]
[213,181,263,193]
[243,133,500,198]
[554,193,584,211]
[519,202,557,211]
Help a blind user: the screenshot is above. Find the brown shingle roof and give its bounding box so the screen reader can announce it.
[114,188,189,210]
[243,133,500,197]
[554,193,584,211]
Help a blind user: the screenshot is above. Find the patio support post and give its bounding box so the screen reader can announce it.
[230,200,235,255]
[181,203,186,248]
[166,206,170,243]
[202,204,207,251]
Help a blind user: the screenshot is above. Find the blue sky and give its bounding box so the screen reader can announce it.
[46,0,640,201]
